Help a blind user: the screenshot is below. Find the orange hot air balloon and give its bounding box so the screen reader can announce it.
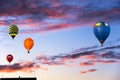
[24,37,34,53]
[6,54,13,63]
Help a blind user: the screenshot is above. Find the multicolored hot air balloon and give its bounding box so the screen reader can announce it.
[93,21,111,46]
[8,24,19,39]
[24,38,34,53]
[6,54,13,63]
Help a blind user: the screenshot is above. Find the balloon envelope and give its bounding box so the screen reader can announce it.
[93,21,110,46]
[24,38,34,53]
[8,24,19,39]
[6,54,13,63]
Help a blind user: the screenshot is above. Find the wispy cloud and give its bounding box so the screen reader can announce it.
[87,69,97,73]
[90,59,118,64]
[80,61,94,66]
[35,44,120,66]
[80,71,87,74]
[80,69,97,74]
[1,41,120,73]
[36,44,120,74]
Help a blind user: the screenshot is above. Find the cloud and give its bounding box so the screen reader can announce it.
[90,59,118,64]
[36,55,65,66]
[0,0,120,33]
[87,69,97,73]
[80,69,97,74]
[80,71,87,74]
[64,45,120,60]
[80,61,94,66]
[35,44,120,67]
[0,61,40,73]
[1,43,120,73]
[79,59,117,68]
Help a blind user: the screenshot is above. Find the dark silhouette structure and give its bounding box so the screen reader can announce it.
[0,77,36,80]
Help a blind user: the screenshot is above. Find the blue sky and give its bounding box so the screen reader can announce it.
[0,0,120,80]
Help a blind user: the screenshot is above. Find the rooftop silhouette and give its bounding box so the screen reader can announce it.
[0,77,36,80]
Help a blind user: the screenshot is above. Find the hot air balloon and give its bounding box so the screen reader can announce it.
[6,54,13,63]
[8,24,19,39]
[24,38,34,53]
[93,21,110,46]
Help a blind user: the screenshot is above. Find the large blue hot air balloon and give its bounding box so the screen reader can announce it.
[93,21,110,46]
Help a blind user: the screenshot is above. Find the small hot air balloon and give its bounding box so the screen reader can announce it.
[6,54,13,63]
[8,24,19,39]
[93,21,110,46]
[24,38,34,53]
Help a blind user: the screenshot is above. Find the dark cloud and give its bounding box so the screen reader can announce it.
[0,0,120,33]
[0,61,40,73]
[64,45,120,60]
[0,0,50,16]
[90,59,118,64]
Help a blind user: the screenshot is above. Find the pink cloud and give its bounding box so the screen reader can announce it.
[80,61,94,66]
[79,69,97,74]
[0,61,40,73]
[80,54,98,59]
[87,69,97,72]
[80,71,87,74]
[90,59,117,64]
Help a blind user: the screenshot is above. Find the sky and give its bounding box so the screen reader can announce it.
[0,0,120,80]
